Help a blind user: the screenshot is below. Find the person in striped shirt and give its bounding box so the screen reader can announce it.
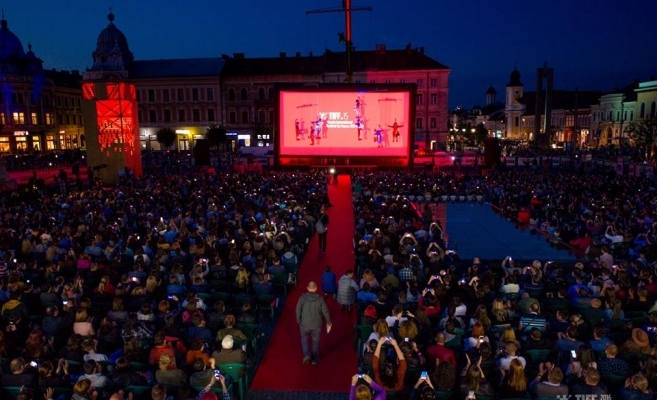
[518,302,548,337]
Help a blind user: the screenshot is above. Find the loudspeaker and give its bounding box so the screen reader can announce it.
[193,139,211,166]
[483,137,501,168]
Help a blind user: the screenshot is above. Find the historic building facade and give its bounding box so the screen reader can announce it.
[0,17,84,153]
[83,13,450,152]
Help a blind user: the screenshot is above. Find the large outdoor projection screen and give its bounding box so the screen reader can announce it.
[276,84,415,163]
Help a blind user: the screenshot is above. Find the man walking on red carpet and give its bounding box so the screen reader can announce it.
[296,281,332,365]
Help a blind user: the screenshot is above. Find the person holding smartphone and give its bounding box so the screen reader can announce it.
[372,336,407,392]
[349,373,385,400]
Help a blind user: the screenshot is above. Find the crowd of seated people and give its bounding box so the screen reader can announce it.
[485,166,657,264]
[347,170,657,400]
[0,170,328,400]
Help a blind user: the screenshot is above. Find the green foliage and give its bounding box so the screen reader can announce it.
[205,125,227,148]
[624,115,657,158]
[155,127,176,149]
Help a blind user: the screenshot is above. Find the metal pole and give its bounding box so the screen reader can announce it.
[344,0,353,83]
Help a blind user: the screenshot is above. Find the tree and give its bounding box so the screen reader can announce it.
[205,124,227,150]
[156,127,176,150]
[474,123,488,145]
[624,115,657,159]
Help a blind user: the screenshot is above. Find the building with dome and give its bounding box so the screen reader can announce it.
[82,11,142,183]
[81,12,449,156]
[0,16,84,153]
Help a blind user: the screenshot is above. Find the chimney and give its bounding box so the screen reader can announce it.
[405,43,412,53]
[380,44,386,54]
[309,51,313,57]
[221,54,230,59]
[280,52,286,58]
[419,47,424,54]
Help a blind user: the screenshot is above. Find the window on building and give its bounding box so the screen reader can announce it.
[207,88,214,101]
[259,110,266,123]
[241,110,249,123]
[66,115,70,125]
[164,109,171,123]
[0,113,4,124]
[268,110,274,123]
[652,101,656,117]
[31,112,37,125]
[229,111,236,124]
[30,93,37,106]
[430,93,437,104]
[178,109,185,122]
[417,79,423,87]
[258,88,265,101]
[640,102,645,118]
[177,88,184,101]
[228,88,236,101]
[617,111,620,121]
[149,110,156,123]
[624,111,627,121]
[240,88,248,101]
[12,112,24,124]
[57,114,63,125]
[430,78,437,87]
[17,93,24,104]
[370,80,376,83]
[630,111,634,121]
[416,118,423,129]
[400,79,405,83]
[138,110,143,123]
[430,117,436,128]
[269,87,274,100]
[163,89,169,102]
[148,90,155,102]
[192,88,199,101]
[136,90,141,102]
[193,109,200,122]
[43,95,49,106]
[417,94,424,104]
[608,111,612,121]
[208,109,215,122]
[515,116,519,127]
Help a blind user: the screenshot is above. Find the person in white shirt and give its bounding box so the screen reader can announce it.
[385,305,409,327]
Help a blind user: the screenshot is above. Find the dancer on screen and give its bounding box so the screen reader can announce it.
[374,125,384,148]
[388,119,404,143]
[295,119,302,141]
[355,116,363,141]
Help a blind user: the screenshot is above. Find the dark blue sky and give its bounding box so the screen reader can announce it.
[6,0,657,108]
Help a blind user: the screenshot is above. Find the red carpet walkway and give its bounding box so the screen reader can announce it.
[251,175,357,392]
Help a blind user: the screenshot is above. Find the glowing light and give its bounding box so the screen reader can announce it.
[329,168,335,174]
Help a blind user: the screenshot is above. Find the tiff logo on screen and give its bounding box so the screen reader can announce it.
[557,395,612,400]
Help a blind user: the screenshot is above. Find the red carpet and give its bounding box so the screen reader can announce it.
[251,175,357,392]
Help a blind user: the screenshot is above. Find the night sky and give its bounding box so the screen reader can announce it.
[6,0,657,108]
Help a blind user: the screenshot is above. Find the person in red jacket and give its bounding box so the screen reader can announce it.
[425,332,456,368]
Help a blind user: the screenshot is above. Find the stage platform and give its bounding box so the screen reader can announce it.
[444,203,578,263]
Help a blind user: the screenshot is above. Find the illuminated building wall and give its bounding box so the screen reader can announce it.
[82,81,142,183]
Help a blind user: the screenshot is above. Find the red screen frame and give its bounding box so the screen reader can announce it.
[275,84,415,167]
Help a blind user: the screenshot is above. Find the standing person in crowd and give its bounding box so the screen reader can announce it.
[322,265,337,298]
[316,206,329,253]
[337,270,360,311]
[296,281,332,365]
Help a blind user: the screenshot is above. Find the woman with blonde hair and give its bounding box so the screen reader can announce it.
[460,354,494,397]
[499,358,527,398]
[367,319,390,344]
[95,276,115,296]
[155,353,188,388]
[470,304,492,330]
[359,269,379,290]
[215,314,247,342]
[490,298,510,326]
[145,276,160,294]
[73,308,95,337]
[235,267,250,292]
[619,373,652,400]
[398,320,419,342]
[496,326,519,354]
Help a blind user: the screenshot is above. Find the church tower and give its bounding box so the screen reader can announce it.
[504,67,525,138]
[486,86,497,105]
[82,10,141,183]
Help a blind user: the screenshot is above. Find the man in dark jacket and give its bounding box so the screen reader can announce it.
[296,281,331,365]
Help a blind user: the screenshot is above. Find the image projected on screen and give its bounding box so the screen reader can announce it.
[279,90,411,157]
